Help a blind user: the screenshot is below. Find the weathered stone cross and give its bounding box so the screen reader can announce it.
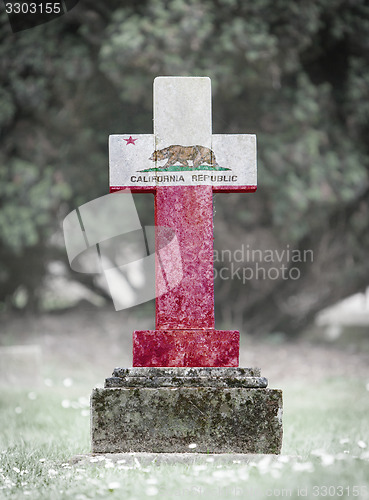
[109,77,257,367]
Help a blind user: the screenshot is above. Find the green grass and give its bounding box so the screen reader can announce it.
[138,165,231,172]
[1,378,369,499]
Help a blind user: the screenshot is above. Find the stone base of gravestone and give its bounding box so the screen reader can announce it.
[91,368,283,454]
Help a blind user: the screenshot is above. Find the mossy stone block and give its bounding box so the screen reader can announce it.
[91,385,282,454]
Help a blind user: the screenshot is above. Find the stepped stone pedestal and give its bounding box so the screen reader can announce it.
[91,367,283,454]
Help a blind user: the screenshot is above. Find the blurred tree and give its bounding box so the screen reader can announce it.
[0,0,368,334]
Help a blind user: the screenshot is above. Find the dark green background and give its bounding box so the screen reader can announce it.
[0,0,368,335]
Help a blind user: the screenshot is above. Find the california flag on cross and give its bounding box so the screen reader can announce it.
[109,77,257,367]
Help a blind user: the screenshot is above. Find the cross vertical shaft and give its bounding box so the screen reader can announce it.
[155,185,214,329]
[154,78,214,330]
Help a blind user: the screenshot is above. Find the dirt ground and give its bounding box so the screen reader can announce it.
[1,303,369,388]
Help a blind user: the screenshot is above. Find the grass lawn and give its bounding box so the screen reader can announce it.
[1,376,369,499]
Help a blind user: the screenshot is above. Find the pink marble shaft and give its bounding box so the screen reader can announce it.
[155,185,214,329]
[133,184,240,367]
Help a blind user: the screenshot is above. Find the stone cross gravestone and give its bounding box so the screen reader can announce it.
[110,77,256,367]
[91,77,283,454]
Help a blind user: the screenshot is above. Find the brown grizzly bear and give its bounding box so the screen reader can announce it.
[149,145,219,169]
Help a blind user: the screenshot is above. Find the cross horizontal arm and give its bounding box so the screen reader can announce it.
[109,134,257,193]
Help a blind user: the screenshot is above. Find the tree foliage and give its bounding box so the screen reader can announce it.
[0,0,369,333]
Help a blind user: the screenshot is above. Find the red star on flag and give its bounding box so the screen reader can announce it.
[124,136,137,145]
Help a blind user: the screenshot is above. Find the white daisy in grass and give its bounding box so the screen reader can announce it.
[292,462,314,472]
[193,464,207,471]
[108,481,121,491]
[146,486,159,496]
[63,378,73,387]
[321,454,335,466]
